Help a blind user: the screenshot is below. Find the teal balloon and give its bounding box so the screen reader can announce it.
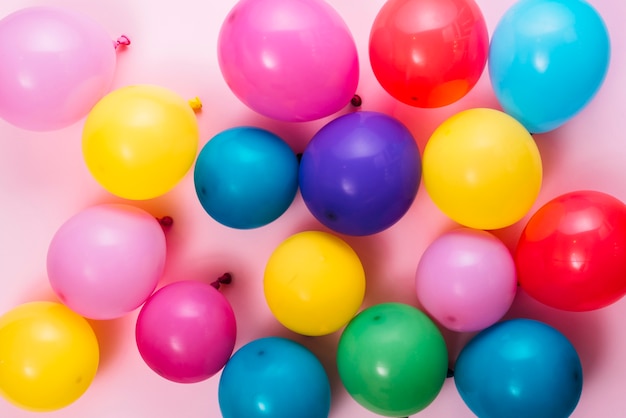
[454,319,583,418]
[489,0,610,133]
[194,127,299,229]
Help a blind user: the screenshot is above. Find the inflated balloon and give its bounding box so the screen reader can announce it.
[489,0,610,133]
[454,319,583,418]
[217,0,358,122]
[415,228,517,332]
[337,303,448,417]
[47,203,166,320]
[369,0,489,108]
[422,108,542,230]
[82,85,199,200]
[299,111,421,236]
[516,190,626,311]
[135,280,237,383]
[264,231,365,336]
[194,127,299,229]
[219,337,331,418]
[0,6,118,131]
[0,302,99,411]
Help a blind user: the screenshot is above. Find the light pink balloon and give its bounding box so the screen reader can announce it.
[415,228,517,332]
[0,6,117,131]
[218,0,359,122]
[47,204,166,320]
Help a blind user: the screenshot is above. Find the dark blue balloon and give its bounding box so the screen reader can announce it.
[299,111,421,236]
[218,337,331,418]
[194,127,299,229]
[489,0,610,133]
[454,319,583,418]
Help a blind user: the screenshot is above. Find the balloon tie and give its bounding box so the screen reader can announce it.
[157,216,174,229]
[114,35,131,49]
[211,273,233,290]
[350,94,362,107]
[188,97,203,112]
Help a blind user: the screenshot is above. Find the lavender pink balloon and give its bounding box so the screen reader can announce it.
[415,228,517,332]
[217,0,359,122]
[0,6,117,131]
[135,280,237,383]
[47,204,166,320]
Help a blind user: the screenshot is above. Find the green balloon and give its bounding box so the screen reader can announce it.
[337,302,448,417]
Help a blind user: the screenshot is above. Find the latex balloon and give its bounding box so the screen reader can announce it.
[337,303,448,417]
[516,190,626,311]
[422,108,542,229]
[415,228,517,332]
[135,280,237,383]
[194,127,299,229]
[82,84,199,200]
[47,203,166,320]
[369,0,489,108]
[219,337,331,418]
[299,111,421,236]
[454,319,583,418]
[0,302,99,412]
[217,0,359,122]
[0,6,117,131]
[264,231,365,336]
[489,0,610,133]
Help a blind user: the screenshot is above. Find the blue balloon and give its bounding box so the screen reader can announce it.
[489,0,610,133]
[218,337,331,418]
[299,111,421,236]
[454,319,583,418]
[194,127,299,229]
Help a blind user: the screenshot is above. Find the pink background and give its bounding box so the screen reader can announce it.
[0,0,624,417]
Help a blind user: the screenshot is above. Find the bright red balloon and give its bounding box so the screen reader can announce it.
[369,0,489,108]
[516,190,626,312]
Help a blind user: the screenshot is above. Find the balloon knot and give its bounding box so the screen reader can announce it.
[158,216,174,229]
[211,273,232,290]
[350,94,362,107]
[188,97,203,112]
[114,35,131,49]
[447,368,455,378]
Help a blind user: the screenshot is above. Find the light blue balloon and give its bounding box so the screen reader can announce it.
[489,0,610,133]
[454,319,583,418]
[218,337,331,418]
[193,127,299,229]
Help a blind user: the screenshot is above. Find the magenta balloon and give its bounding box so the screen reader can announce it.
[415,228,517,332]
[218,0,359,122]
[0,6,117,131]
[47,204,166,320]
[135,280,237,383]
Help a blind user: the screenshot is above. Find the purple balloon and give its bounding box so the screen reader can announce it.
[135,280,237,383]
[299,111,421,236]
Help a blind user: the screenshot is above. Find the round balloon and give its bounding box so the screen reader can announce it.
[299,111,421,236]
[47,203,166,320]
[217,0,359,122]
[264,231,365,336]
[0,6,117,131]
[454,319,583,418]
[489,0,610,133]
[370,0,489,108]
[422,108,542,229]
[415,228,517,332]
[135,280,237,383]
[194,127,299,229]
[0,302,99,411]
[337,303,448,417]
[516,190,626,311]
[82,84,199,200]
[219,337,331,418]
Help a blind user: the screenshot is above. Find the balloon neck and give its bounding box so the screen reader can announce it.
[211,273,232,290]
[188,97,203,112]
[350,94,362,107]
[157,216,174,229]
[114,35,131,49]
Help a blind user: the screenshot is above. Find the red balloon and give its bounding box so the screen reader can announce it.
[516,190,626,312]
[369,0,489,108]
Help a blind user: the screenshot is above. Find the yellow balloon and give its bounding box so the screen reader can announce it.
[422,108,543,230]
[0,302,99,412]
[82,84,199,200]
[264,231,366,336]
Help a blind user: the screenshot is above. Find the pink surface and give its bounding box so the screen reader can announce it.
[0,0,624,417]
